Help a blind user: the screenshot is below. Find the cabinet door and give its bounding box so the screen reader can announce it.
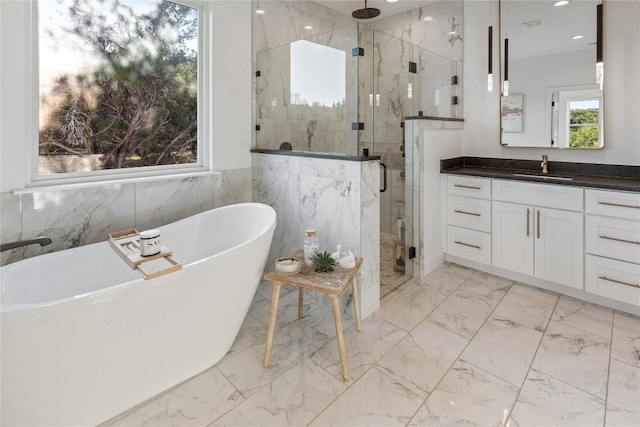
[534,208,584,289]
[492,201,533,275]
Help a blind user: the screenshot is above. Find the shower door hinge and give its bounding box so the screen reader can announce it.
[352,47,365,56]
[256,70,261,77]
[409,61,417,73]
[255,125,261,131]
[351,122,365,130]
[408,246,416,260]
[451,75,458,85]
[451,96,459,105]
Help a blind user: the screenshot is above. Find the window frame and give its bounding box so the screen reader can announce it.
[27,0,212,187]
[554,87,604,149]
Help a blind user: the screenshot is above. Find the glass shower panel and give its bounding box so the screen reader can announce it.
[356,23,374,156]
[413,48,460,118]
[255,24,360,154]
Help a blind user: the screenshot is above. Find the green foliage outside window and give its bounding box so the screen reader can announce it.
[39,0,198,173]
[569,107,599,148]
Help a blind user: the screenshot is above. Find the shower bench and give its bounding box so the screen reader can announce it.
[262,250,363,381]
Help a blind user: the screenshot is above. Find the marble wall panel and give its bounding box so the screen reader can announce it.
[135,175,214,231]
[213,168,253,209]
[372,0,463,64]
[2,171,250,267]
[252,153,302,266]
[0,192,23,265]
[360,160,380,294]
[253,0,353,53]
[298,157,360,245]
[21,184,136,258]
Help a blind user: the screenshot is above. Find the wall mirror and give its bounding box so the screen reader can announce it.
[499,0,604,149]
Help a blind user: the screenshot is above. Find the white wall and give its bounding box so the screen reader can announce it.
[463,0,640,164]
[211,1,253,170]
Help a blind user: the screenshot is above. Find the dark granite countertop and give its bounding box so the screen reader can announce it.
[441,157,640,193]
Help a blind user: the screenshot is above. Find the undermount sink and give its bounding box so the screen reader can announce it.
[512,173,574,181]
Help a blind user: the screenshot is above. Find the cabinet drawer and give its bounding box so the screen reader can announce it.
[585,254,640,306]
[585,215,640,264]
[447,225,491,264]
[585,189,640,221]
[492,179,583,211]
[448,195,491,232]
[448,176,491,199]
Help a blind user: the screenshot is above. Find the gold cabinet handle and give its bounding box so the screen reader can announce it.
[454,184,481,190]
[599,235,640,246]
[454,209,481,217]
[526,208,530,237]
[454,240,481,250]
[598,201,640,209]
[536,209,541,239]
[599,275,640,289]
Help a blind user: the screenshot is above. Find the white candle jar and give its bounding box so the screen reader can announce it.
[139,229,161,257]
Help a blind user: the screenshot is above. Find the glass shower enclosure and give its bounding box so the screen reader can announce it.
[254,22,459,291]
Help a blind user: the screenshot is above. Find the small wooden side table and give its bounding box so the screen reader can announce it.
[262,250,363,381]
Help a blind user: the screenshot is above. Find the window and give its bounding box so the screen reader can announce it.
[554,88,603,149]
[36,0,205,179]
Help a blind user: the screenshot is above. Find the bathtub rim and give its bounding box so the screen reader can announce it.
[0,202,276,314]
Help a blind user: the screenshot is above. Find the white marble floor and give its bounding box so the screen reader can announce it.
[107,262,640,427]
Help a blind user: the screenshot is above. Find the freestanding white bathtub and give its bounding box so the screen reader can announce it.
[1,203,276,426]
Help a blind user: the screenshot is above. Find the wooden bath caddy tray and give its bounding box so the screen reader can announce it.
[108,229,182,279]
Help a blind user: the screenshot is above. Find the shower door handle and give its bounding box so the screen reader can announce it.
[380,163,388,193]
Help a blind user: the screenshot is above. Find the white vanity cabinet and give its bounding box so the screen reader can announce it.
[584,189,640,305]
[443,173,639,313]
[446,176,492,264]
[491,180,584,289]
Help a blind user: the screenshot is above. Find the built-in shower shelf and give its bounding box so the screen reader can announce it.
[108,229,182,279]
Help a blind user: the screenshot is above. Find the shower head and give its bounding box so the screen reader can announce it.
[352,0,381,19]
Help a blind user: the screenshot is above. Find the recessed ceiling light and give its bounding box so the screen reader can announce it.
[304,25,313,30]
[423,16,433,22]
[386,0,399,3]
[554,1,569,7]
[571,35,584,40]
[255,9,265,15]
[448,31,457,36]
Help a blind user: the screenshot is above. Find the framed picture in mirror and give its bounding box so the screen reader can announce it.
[502,94,523,133]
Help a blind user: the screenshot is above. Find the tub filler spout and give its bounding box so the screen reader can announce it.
[1,237,52,252]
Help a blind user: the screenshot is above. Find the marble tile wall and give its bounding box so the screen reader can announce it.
[252,152,380,317]
[0,168,252,266]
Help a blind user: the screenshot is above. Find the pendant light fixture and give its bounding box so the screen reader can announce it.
[596,3,603,90]
[488,26,494,91]
[503,38,509,96]
[487,0,494,91]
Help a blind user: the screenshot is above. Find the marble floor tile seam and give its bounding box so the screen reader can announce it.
[305,364,428,427]
[609,354,640,371]
[518,365,613,413]
[423,283,511,343]
[406,357,523,427]
[529,331,614,406]
[206,357,350,427]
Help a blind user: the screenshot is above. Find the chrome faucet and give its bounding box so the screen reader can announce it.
[0,237,52,252]
[541,155,549,174]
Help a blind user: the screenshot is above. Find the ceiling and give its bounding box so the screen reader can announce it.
[314,0,437,21]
